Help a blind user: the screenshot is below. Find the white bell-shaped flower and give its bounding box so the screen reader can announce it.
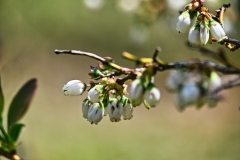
[122,102,133,120]
[179,84,201,106]
[143,84,161,108]
[107,98,123,122]
[119,96,133,120]
[82,99,91,119]
[87,103,104,125]
[210,20,226,41]
[166,70,184,92]
[176,11,191,33]
[88,85,104,103]
[128,79,144,107]
[188,25,200,45]
[208,71,221,90]
[200,24,209,45]
[174,92,187,111]
[62,80,86,96]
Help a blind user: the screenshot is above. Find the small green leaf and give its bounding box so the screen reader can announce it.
[0,75,4,118]
[9,123,25,142]
[7,78,37,128]
[0,134,5,142]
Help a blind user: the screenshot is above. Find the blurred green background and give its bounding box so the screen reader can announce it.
[0,0,240,159]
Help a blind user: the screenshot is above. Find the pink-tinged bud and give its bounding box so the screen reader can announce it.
[88,85,104,103]
[128,79,144,107]
[200,24,209,45]
[176,11,191,33]
[210,20,226,41]
[107,98,123,122]
[143,84,161,108]
[188,25,200,45]
[87,103,104,125]
[62,80,86,96]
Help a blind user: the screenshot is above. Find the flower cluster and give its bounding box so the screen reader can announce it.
[166,69,222,111]
[62,60,161,125]
[176,0,227,45]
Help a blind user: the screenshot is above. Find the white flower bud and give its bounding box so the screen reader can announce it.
[200,25,209,45]
[210,20,226,41]
[166,70,184,92]
[179,84,200,106]
[122,102,133,120]
[174,92,186,111]
[87,103,104,125]
[82,99,91,119]
[88,85,104,103]
[107,98,123,122]
[128,79,144,107]
[62,80,86,96]
[208,71,221,90]
[188,25,200,45]
[143,84,161,108]
[176,11,191,33]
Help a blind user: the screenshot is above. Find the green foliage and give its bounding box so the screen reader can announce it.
[9,123,25,143]
[0,76,4,119]
[7,78,37,128]
[0,77,37,158]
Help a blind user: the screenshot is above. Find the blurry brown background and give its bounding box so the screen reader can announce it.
[0,0,240,159]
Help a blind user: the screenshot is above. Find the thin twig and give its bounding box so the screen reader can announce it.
[55,49,134,73]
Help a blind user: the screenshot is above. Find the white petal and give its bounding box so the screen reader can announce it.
[176,11,191,33]
[188,26,200,45]
[200,26,209,45]
[210,21,226,41]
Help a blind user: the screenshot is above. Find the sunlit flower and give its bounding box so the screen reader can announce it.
[210,20,226,41]
[128,79,144,107]
[82,99,91,119]
[188,25,200,45]
[176,11,191,33]
[88,85,104,103]
[143,84,161,108]
[107,98,123,122]
[87,103,104,125]
[200,23,209,45]
[62,80,86,96]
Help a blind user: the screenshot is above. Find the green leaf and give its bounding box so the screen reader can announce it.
[9,123,25,142]
[0,75,4,118]
[0,134,5,142]
[7,78,37,128]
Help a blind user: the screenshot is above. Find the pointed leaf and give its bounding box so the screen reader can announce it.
[9,123,25,142]
[0,75,4,118]
[8,78,37,128]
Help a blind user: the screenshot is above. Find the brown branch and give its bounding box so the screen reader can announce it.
[0,148,21,160]
[212,38,240,51]
[186,43,240,70]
